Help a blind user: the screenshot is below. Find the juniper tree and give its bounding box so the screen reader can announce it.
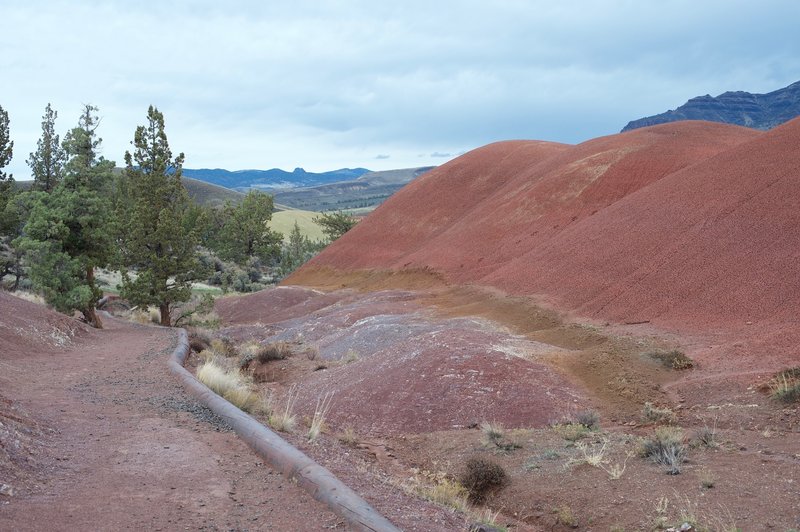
[15,105,114,327]
[312,210,358,242]
[215,189,281,265]
[117,105,202,326]
[0,104,13,232]
[27,103,66,193]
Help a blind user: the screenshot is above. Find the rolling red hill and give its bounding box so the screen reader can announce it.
[291,119,800,360]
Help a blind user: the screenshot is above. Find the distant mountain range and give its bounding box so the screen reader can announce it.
[181,167,371,190]
[623,80,800,132]
[272,167,434,212]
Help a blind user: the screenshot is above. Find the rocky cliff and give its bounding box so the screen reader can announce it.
[622,80,800,132]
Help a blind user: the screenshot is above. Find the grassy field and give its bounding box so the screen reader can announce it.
[269,208,327,242]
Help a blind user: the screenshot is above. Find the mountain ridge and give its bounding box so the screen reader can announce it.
[181,167,371,190]
[622,80,800,132]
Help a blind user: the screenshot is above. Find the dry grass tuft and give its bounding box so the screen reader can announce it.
[647,349,694,370]
[196,360,256,412]
[9,291,46,305]
[269,384,298,433]
[640,426,686,475]
[769,367,800,403]
[643,402,677,424]
[308,392,334,442]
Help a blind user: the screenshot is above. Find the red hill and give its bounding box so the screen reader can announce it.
[290,119,800,363]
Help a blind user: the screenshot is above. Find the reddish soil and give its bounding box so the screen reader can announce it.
[0,291,345,530]
[268,119,800,529]
[290,118,800,390]
[214,284,800,531]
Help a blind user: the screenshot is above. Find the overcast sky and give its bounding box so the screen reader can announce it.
[1,0,798,179]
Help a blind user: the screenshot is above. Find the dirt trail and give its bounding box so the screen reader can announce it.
[0,315,342,531]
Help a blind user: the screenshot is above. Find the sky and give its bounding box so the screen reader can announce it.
[1,0,799,179]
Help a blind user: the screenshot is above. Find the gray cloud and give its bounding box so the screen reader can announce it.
[1,0,799,179]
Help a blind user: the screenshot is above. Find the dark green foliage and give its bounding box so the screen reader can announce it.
[116,106,204,326]
[212,190,282,266]
[277,221,325,278]
[0,104,12,183]
[14,105,114,327]
[0,104,15,235]
[459,457,507,503]
[312,210,358,241]
[27,103,66,193]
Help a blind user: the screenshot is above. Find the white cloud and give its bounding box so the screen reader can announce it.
[1,0,799,179]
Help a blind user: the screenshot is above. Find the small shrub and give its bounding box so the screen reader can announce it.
[210,336,236,358]
[553,422,589,442]
[643,402,677,424]
[459,457,508,503]
[575,410,600,430]
[480,421,521,452]
[257,342,292,363]
[338,427,358,447]
[480,421,505,444]
[769,367,800,403]
[554,505,576,527]
[694,422,718,448]
[570,440,607,468]
[647,349,694,370]
[699,468,715,489]
[305,346,319,360]
[640,426,686,475]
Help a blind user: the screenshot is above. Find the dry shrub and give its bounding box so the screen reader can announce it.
[769,367,800,403]
[459,457,507,503]
[256,342,292,363]
[210,336,236,357]
[196,360,256,412]
[640,426,686,475]
[553,422,590,441]
[647,349,694,370]
[9,291,46,305]
[643,402,677,424]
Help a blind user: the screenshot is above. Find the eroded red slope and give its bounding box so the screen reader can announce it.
[291,118,800,348]
[303,121,758,284]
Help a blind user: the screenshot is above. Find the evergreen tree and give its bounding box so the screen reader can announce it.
[0,104,14,233]
[313,210,358,242]
[0,104,20,288]
[117,105,202,326]
[216,190,281,265]
[27,103,66,193]
[14,105,114,327]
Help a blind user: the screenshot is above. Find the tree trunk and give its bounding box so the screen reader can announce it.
[159,302,171,326]
[83,305,103,329]
[83,266,103,328]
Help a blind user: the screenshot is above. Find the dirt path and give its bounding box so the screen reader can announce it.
[0,316,342,531]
